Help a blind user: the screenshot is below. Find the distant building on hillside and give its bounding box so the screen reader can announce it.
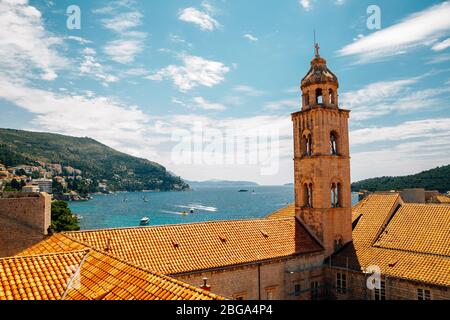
[32,179,52,194]
[22,184,40,193]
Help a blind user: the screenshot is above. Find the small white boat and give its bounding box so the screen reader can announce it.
[140,217,150,225]
[189,208,195,214]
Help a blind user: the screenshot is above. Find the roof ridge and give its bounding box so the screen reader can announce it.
[372,244,450,259]
[1,248,90,261]
[371,194,402,246]
[402,203,450,207]
[64,216,296,234]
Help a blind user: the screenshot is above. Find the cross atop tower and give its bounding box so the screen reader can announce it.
[313,30,320,57]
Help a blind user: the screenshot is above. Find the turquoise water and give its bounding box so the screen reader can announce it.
[69,186,360,230]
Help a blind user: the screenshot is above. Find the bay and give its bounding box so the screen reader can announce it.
[69,186,360,230]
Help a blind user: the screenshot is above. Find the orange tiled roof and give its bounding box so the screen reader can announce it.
[5,236,222,300]
[435,195,450,204]
[332,193,450,287]
[374,203,450,256]
[24,218,322,275]
[267,204,295,219]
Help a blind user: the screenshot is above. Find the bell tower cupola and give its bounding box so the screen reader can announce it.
[301,43,339,110]
[292,43,352,257]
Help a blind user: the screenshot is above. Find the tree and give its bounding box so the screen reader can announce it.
[10,179,22,191]
[52,179,65,194]
[49,201,80,233]
[16,168,27,176]
[31,170,41,179]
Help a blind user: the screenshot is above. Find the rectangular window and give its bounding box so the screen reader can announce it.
[311,281,319,300]
[336,273,347,294]
[294,284,301,297]
[374,281,386,300]
[417,288,431,300]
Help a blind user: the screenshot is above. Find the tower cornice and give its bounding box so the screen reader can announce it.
[291,107,350,118]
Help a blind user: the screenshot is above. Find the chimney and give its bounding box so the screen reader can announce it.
[200,277,211,292]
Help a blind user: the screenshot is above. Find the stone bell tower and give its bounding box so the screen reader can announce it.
[292,43,352,257]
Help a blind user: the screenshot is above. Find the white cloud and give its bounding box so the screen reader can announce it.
[432,38,450,51]
[79,48,119,86]
[351,118,450,146]
[0,77,294,184]
[243,34,258,42]
[169,34,193,48]
[338,1,450,62]
[264,98,299,111]
[352,142,450,182]
[147,55,230,92]
[193,97,225,111]
[65,36,92,45]
[96,3,147,64]
[233,85,265,96]
[104,37,146,64]
[428,54,450,64]
[0,0,67,81]
[0,79,157,157]
[299,0,312,11]
[178,7,220,31]
[101,11,143,33]
[340,78,450,120]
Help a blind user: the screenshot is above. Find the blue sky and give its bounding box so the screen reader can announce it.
[1,0,450,185]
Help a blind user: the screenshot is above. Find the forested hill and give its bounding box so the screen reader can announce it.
[0,128,189,192]
[351,165,450,193]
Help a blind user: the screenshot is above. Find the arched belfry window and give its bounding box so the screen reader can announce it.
[315,88,323,104]
[301,133,313,157]
[328,89,334,105]
[330,132,338,155]
[304,183,313,208]
[331,182,341,208]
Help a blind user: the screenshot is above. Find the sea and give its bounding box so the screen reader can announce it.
[69,186,360,230]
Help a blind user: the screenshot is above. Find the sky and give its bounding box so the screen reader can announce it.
[0,0,450,185]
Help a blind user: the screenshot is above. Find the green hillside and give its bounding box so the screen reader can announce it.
[351,165,450,193]
[0,128,189,192]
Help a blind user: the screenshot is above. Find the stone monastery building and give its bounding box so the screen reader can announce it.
[0,46,449,300]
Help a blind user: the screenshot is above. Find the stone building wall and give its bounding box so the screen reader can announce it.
[0,192,51,257]
[327,269,450,300]
[175,253,325,300]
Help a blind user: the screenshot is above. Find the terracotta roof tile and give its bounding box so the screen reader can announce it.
[374,203,450,256]
[267,204,296,219]
[332,193,450,287]
[36,218,322,275]
[3,248,222,300]
[435,195,450,204]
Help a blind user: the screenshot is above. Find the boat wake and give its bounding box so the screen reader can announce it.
[176,204,218,212]
[160,210,186,216]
